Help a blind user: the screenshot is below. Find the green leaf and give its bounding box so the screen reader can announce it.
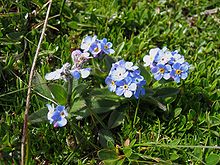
[32,72,53,100]
[174,108,182,118]
[68,21,78,29]
[28,107,48,124]
[129,139,137,147]
[91,87,122,100]
[73,83,88,99]
[104,55,115,72]
[98,149,118,160]
[6,32,23,41]
[206,153,220,165]
[115,158,125,165]
[49,84,67,105]
[70,99,87,113]
[143,96,167,111]
[170,139,180,146]
[103,159,118,165]
[72,97,120,118]
[187,109,196,121]
[123,147,132,158]
[115,41,125,56]
[108,110,125,129]
[178,115,186,131]
[154,87,179,98]
[92,98,120,114]
[138,64,152,85]
[98,129,115,148]
[170,152,179,161]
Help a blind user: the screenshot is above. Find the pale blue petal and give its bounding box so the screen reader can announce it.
[154,73,162,80]
[116,87,124,96]
[45,69,62,80]
[165,64,172,71]
[70,70,80,79]
[109,49,115,54]
[124,90,133,98]
[106,42,112,47]
[129,83,137,91]
[56,118,67,127]
[163,73,171,80]
[80,68,91,78]
[174,76,180,83]
[56,105,65,112]
[181,72,188,79]
[173,63,181,69]
[151,67,158,73]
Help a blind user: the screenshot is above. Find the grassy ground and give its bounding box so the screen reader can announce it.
[0,0,220,164]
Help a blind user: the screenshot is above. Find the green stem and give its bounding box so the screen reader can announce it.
[133,98,140,128]
[67,77,73,108]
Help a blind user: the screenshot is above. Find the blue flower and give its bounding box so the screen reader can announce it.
[143,48,160,67]
[169,51,185,64]
[70,69,81,79]
[115,77,137,98]
[80,68,91,78]
[125,61,139,71]
[71,50,91,68]
[70,68,91,79]
[144,47,190,82]
[110,61,128,81]
[89,41,102,57]
[47,104,68,127]
[131,72,146,86]
[134,86,146,99]
[151,64,172,80]
[105,76,116,92]
[81,35,97,52]
[170,62,189,83]
[154,48,172,65]
[100,38,115,54]
[105,60,146,99]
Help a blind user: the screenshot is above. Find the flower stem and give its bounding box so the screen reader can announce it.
[67,77,73,108]
[133,98,140,128]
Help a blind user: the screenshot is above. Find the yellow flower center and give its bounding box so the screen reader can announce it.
[123,84,128,89]
[111,81,115,86]
[94,47,99,52]
[176,69,182,75]
[159,68,165,73]
[104,45,108,49]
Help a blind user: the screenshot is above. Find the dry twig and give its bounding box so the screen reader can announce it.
[21,1,52,165]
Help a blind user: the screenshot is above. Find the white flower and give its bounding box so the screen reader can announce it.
[143,48,160,66]
[80,68,91,78]
[125,62,138,71]
[45,63,71,81]
[81,35,97,52]
[46,104,55,124]
[111,65,128,81]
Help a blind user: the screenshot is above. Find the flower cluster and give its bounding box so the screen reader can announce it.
[45,50,91,81]
[70,50,91,79]
[143,47,190,83]
[47,104,68,127]
[45,35,115,81]
[105,60,146,99]
[81,35,115,57]
[45,35,115,127]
